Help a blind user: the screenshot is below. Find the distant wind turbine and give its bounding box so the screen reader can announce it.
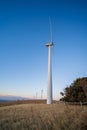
[41,89,43,99]
[45,18,54,104]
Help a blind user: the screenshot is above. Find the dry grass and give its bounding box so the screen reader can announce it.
[0,100,47,107]
[0,103,87,130]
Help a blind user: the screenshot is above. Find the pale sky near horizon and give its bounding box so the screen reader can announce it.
[0,0,87,99]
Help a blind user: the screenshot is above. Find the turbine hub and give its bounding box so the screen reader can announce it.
[45,43,54,47]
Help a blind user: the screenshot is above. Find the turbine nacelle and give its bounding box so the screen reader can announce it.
[45,42,54,47]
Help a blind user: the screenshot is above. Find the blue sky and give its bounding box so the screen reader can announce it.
[0,0,87,99]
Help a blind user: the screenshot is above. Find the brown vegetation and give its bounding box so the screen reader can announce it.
[0,100,58,107]
[0,100,46,107]
[0,103,87,130]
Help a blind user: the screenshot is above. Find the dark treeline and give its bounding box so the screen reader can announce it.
[60,77,87,102]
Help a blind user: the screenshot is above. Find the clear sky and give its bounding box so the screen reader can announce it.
[0,0,87,99]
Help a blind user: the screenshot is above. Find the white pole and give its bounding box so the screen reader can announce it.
[41,89,43,99]
[47,46,53,104]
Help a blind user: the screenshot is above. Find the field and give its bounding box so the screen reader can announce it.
[0,101,87,130]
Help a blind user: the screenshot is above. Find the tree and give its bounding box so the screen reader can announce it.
[60,77,87,102]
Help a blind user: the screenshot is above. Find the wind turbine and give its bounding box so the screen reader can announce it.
[45,19,54,104]
[41,89,43,99]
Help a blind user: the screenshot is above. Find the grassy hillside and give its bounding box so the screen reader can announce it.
[0,99,58,107]
[0,100,47,107]
[0,103,87,130]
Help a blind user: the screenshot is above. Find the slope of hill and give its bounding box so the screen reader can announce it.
[0,95,30,102]
[0,104,87,130]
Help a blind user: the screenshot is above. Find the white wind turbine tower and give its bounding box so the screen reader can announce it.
[45,19,54,104]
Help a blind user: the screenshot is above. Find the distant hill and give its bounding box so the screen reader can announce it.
[0,95,30,102]
[0,99,9,102]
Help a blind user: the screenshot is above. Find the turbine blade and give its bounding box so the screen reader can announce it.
[49,16,53,43]
[52,45,54,57]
